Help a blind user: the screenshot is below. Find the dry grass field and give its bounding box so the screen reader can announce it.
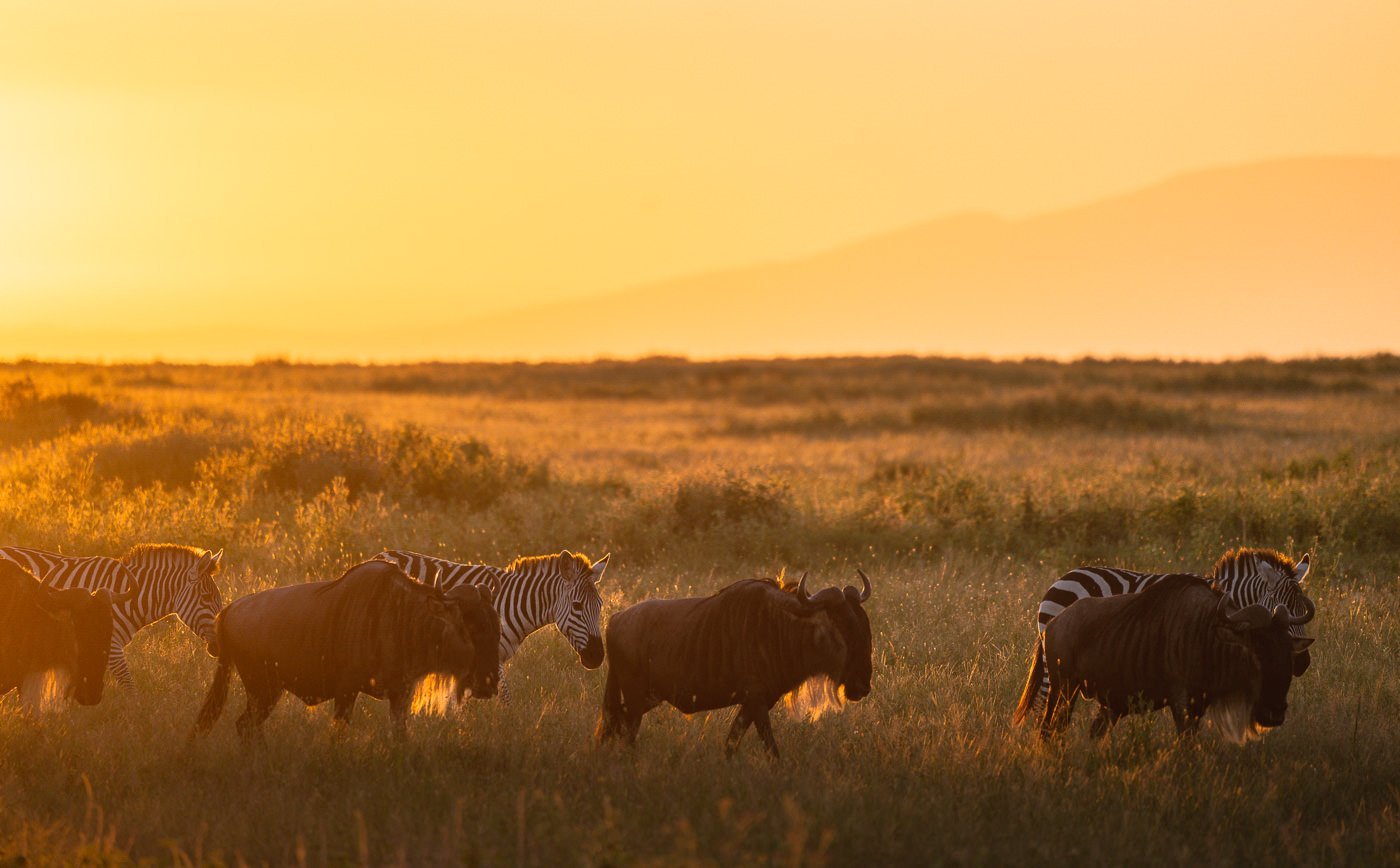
[1,356,1397,866]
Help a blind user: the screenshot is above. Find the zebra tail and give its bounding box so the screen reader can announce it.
[1012,637,1046,726]
[192,659,232,739]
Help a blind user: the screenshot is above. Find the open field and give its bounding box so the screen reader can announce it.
[1,356,1398,866]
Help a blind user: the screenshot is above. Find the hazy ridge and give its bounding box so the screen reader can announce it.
[7,156,1398,362]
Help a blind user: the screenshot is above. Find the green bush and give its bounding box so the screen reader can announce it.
[673,471,793,532]
[0,377,130,445]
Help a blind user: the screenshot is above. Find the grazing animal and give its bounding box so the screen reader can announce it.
[375,549,608,701]
[190,560,499,742]
[1024,548,1316,717]
[0,561,118,707]
[0,544,226,687]
[1014,574,1314,743]
[596,571,874,760]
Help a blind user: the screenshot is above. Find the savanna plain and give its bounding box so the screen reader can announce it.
[0,355,1397,866]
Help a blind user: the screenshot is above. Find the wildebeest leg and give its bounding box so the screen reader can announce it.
[1168,692,1197,737]
[388,689,411,740]
[724,707,752,757]
[751,705,780,762]
[1089,706,1123,739]
[1041,681,1075,740]
[333,693,357,728]
[236,686,281,748]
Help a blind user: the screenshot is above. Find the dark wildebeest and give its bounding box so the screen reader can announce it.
[597,571,874,760]
[0,560,117,707]
[1014,574,1314,743]
[191,560,500,742]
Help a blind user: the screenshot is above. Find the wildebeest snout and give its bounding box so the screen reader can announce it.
[1254,702,1287,728]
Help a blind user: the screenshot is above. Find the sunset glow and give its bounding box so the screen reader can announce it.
[2,1,1399,360]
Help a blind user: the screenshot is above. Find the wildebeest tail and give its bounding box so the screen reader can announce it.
[595,667,624,743]
[1012,637,1046,726]
[191,615,233,738]
[190,659,231,738]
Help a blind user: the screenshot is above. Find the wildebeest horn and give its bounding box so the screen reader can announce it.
[855,569,872,602]
[796,572,811,603]
[1279,596,1315,626]
[1226,603,1273,630]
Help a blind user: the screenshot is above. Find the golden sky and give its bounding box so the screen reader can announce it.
[2,0,1399,359]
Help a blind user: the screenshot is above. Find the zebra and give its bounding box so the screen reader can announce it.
[0,544,226,689]
[376,549,608,703]
[1020,548,1316,722]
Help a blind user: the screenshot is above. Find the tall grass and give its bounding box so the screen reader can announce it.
[0,357,1397,864]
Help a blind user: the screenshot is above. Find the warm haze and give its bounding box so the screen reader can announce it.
[2,1,1399,361]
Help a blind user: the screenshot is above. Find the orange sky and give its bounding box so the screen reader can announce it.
[2,1,1399,360]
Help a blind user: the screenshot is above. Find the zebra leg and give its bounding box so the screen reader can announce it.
[495,663,512,704]
[724,707,753,757]
[108,638,135,690]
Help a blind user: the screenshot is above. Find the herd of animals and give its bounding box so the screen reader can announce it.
[0,542,1316,758]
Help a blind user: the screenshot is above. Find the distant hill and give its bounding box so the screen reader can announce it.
[7,156,1397,362]
[441,156,1400,360]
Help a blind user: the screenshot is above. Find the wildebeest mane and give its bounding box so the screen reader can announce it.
[307,562,454,678]
[1076,575,1262,735]
[677,579,837,699]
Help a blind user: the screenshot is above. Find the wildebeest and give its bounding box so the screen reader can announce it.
[1014,574,1314,743]
[191,560,500,742]
[597,571,874,759]
[0,560,118,707]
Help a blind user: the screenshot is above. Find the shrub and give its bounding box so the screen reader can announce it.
[672,472,793,532]
[0,377,129,445]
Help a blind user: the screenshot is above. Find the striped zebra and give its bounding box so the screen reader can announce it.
[376,549,608,702]
[1021,548,1316,720]
[0,544,225,688]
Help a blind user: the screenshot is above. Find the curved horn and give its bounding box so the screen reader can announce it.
[1227,603,1273,630]
[1281,595,1315,626]
[855,568,872,603]
[796,571,811,603]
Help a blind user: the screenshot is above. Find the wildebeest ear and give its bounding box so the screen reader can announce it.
[1291,636,1315,653]
[590,554,610,584]
[37,586,86,616]
[1292,554,1310,584]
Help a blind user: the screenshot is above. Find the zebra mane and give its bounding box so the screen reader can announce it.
[1210,547,1296,578]
[502,551,594,574]
[121,543,221,575]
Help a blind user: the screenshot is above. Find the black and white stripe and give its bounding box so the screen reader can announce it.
[1027,548,1314,716]
[0,544,225,688]
[377,548,608,701]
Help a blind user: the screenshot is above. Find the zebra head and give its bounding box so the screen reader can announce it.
[128,545,226,657]
[550,550,608,669]
[1213,549,1315,676]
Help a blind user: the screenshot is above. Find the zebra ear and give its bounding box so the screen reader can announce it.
[590,554,610,584]
[1292,554,1310,584]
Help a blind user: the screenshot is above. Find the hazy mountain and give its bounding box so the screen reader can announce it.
[7,156,1397,362]
[440,156,1400,360]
